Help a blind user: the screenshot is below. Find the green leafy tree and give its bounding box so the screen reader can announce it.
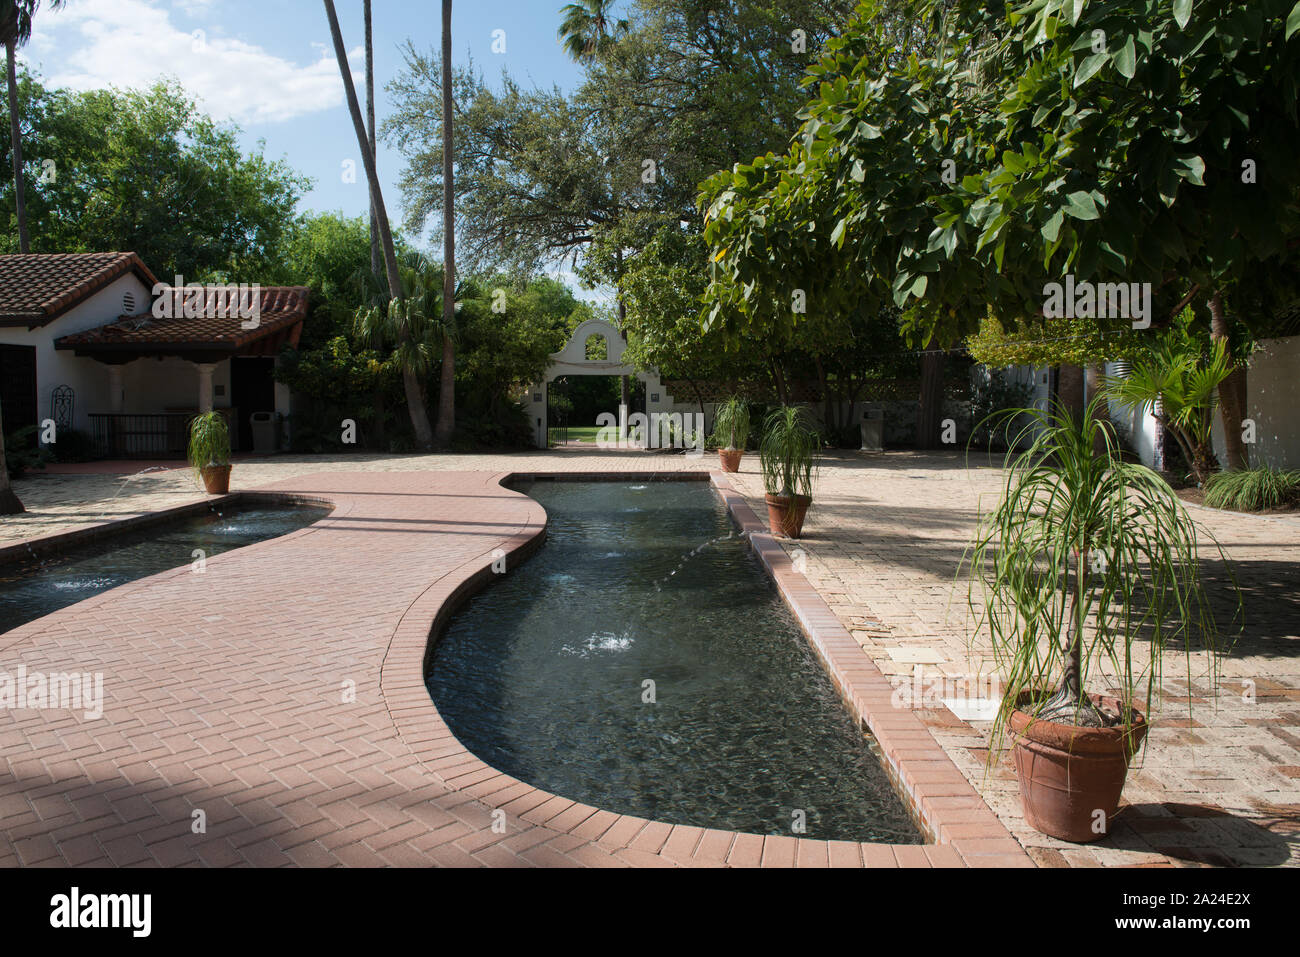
[620,227,762,412]
[1,73,309,277]
[703,0,1300,459]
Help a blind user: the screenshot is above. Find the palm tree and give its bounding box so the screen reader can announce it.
[2,0,65,253]
[323,0,435,450]
[434,0,455,448]
[557,0,629,62]
[352,253,457,418]
[0,398,23,514]
[1104,317,1233,487]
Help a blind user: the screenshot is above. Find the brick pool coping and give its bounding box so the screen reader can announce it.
[379,470,1031,867]
[0,467,1030,867]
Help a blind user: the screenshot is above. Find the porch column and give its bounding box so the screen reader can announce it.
[195,363,216,413]
[107,365,124,413]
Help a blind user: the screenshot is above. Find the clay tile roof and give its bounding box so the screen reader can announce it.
[54,286,310,355]
[0,252,159,326]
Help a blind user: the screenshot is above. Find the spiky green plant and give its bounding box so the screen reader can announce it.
[1204,466,1300,512]
[712,396,750,450]
[759,406,819,498]
[187,411,231,483]
[962,398,1237,756]
[1103,316,1234,486]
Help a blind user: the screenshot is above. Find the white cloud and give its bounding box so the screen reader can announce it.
[25,0,360,126]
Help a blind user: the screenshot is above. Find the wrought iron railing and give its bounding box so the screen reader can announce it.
[88,413,199,459]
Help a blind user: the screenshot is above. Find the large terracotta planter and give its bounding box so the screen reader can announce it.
[718,448,744,472]
[200,464,231,494]
[764,493,811,539]
[1009,692,1147,843]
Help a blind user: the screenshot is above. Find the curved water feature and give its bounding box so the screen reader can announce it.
[427,481,921,844]
[0,503,330,634]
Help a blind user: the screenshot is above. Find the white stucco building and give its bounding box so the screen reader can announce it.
[0,252,307,457]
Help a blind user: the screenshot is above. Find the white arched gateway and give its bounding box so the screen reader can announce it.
[521,317,686,449]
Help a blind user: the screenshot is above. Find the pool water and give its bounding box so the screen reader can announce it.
[0,503,330,634]
[427,481,921,844]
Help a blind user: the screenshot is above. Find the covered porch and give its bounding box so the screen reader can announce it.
[54,286,307,458]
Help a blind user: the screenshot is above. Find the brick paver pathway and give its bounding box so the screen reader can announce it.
[4,448,1297,867]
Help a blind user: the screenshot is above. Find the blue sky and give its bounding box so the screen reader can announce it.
[25,0,598,288]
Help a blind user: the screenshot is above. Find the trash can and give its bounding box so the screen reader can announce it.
[860,405,884,452]
[250,411,277,453]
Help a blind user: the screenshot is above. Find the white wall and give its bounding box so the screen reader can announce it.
[0,273,152,434]
[121,356,231,413]
[1212,334,1300,469]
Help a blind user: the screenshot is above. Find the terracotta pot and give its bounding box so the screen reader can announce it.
[764,493,812,539]
[1009,692,1148,843]
[718,448,744,472]
[200,464,231,495]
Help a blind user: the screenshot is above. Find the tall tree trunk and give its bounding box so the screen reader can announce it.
[1085,363,1110,456]
[7,38,29,253]
[323,0,433,450]
[769,359,789,406]
[915,349,945,449]
[1056,363,1085,422]
[1209,291,1248,471]
[371,379,386,449]
[433,0,456,449]
[690,381,705,418]
[0,399,24,514]
[364,0,380,278]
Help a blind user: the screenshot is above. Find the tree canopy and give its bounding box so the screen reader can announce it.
[1,70,309,280]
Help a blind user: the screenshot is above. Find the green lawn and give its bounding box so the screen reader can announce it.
[549,425,603,445]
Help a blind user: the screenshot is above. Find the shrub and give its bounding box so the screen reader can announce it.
[50,428,98,463]
[4,425,48,479]
[1204,466,1300,512]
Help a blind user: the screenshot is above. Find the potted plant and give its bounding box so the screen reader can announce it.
[189,410,233,494]
[759,406,819,538]
[712,396,750,472]
[963,398,1235,842]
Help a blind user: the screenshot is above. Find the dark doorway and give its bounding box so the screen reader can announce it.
[229,357,275,452]
[0,344,38,440]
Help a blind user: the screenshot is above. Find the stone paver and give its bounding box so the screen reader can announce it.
[722,450,1300,868]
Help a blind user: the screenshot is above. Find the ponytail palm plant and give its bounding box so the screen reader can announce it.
[759,406,819,498]
[964,398,1236,750]
[712,396,750,451]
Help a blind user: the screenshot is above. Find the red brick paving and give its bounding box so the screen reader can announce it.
[0,469,1025,867]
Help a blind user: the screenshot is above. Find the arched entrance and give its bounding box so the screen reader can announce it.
[522,318,672,448]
